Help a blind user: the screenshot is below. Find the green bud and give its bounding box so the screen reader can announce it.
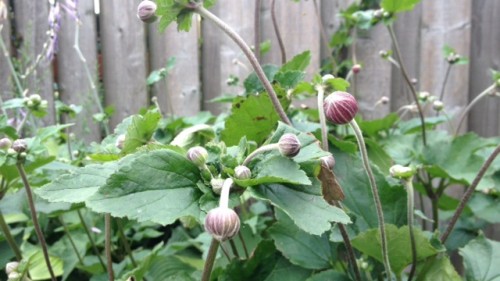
[187,146,208,166]
[234,165,251,180]
[210,178,224,195]
[0,138,12,150]
[389,164,415,180]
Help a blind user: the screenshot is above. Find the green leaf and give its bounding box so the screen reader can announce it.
[177,10,194,31]
[381,0,421,13]
[262,257,312,281]
[306,270,351,281]
[123,109,162,154]
[459,233,500,281]
[260,40,271,55]
[221,93,289,146]
[146,255,197,280]
[415,255,461,281]
[468,193,500,224]
[244,64,280,93]
[268,210,335,269]
[280,51,311,72]
[87,149,203,225]
[399,116,447,134]
[26,250,64,280]
[357,113,399,136]
[351,224,439,275]
[248,183,351,236]
[274,71,305,89]
[235,155,311,187]
[324,78,350,91]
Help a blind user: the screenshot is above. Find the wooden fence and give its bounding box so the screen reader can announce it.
[0,0,499,142]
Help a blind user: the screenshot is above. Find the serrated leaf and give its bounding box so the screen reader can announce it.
[123,109,162,154]
[468,193,500,224]
[459,233,500,281]
[244,64,280,93]
[306,270,350,281]
[351,224,439,275]
[87,149,202,225]
[415,255,461,281]
[357,113,399,136]
[381,0,421,13]
[274,71,305,89]
[262,256,312,281]
[280,51,311,72]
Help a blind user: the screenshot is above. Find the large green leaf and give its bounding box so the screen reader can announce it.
[87,149,203,225]
[357,113,399,137]
[468,193,500,224]
[415,255,461,281]
[122,109,162,154]
[306,270,351,281]
[262,257,312,281]
[459,233,500,281]
[268,210,335,269]
[248,183,350,236]
[24,249,64,280]
[381,0,421,13]
[351,224,439,275]
[279,51,311,72]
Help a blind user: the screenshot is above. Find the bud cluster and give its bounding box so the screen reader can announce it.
[23,94,48,111]
[446,53,461,64]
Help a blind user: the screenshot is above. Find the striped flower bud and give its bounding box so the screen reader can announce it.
[321,155,335,170]
[137,0,157,23]
[187,146,208,166]
[234,165,251,180]
[210,178,224,195]
[323,91,358,125]
[204,207,240,241]
[352,64,362,74]
[12,139,27,153]
[278,133,301,157]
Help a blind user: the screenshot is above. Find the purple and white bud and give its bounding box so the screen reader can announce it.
[352,64,362,74]
[12,139,27,153]
[0,138,12,150]
[137,0,157,23]
[278,134,301,157]
[321,155,336,170]
[204,207,240,241]
[234,165,251,180]
[187,146,208,166]
[115,134,126,150]
[323,91,359,125]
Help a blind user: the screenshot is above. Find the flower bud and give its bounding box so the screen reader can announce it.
[432,100,444,111]
[321,155,335,170]
[410,78,418,85]
[352,64,362,74]
[210,178,224,195]
[321,74,335,83]
[419,91,430,101]
[446,53,460,64]
[373,9,384,19]
[234,165,251,180]
[389,164,415,180]
[278,133,301,157]
[0,138,12,150]
[137,0,157,23]
[115,134,126,149]
[187,146,208,166]
[12,139,27,153]
[204,207,240,241]
[29,94,42,104]
[380,96,389,105]
[5,261,19,275]
[40,100,48,109]
[379,50,389,59]
[323,91,358,125]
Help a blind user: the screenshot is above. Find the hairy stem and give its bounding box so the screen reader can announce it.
[271,0,286,64]
[402,179,417,281]
[238,231,250,259]
[105,214,114,281]
[59,216,84,264]
[349,120,392,279]
[387,24,427,146]
[201,238,220,281]
[441,144,500,243]
[438,63,452,102]
[242,143,279,166]
[194,6,291,125]
[77,209,107,271]
[16,163,57,281]
[316,85,329,151]
[229,239,240,258]
[454,83,496,135]
[0,211,23,260]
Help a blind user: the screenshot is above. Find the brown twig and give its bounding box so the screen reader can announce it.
[271,0,286,64]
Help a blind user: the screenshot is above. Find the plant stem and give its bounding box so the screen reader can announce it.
[16,111,30,136]
[194,5,291,125]
[349,120,392,279]
[0,211,23,260]
[59,216,84,265]
[201,238,220,281]
[0,25,24,98]
[229,239,240,258]
[316,85,328,151]
[238,231,250,259]
[242,143,279,166]
[418,192,427,231]
[105,214,114,281]
[402,179,417,281]
[440,144,500,244]
[219,178,234,209]
[16,162,57,281]
[454,83,496,135]
[312,0,335,71]
[271,0,286,64]
[77,209,107,271]
[117,219,137,267]
[438,63,452,102]
[254,0,262,62]
[335,204,362,281]
[387,24,427,146]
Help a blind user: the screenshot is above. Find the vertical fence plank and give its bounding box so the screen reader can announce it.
[0,0,12,100]
[320,0,354,63]
[420,0,471,130]
[201,0,255,113]
[14,0,55,125]
[100,0,148,128]
[148,19,200,117]
[468,0,500,137]
[57,0,100,142]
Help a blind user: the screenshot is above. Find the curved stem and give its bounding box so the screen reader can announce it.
[16,111,30,136]
[387,24,427,146]
[16,163,57,281]
[195,6,291,125]
[77,209,107,271]
[441,144,500,244]
[316,86,328,151]
[0,211,23,260]
[219,178,234,209]
[254,0,262,61]
[201,238,220,281]
[438,64,452,102]
[454,83,496,136]
[242,143,279,166]
[402,179,417,281]
[349,120,392,279]
[105,214,114,281]
[271,0,286,64]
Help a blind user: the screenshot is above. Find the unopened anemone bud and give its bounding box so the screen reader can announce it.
[234,165,251,180]
[373,9,384,19]
[321,155,335,170]
[389,164,415,180]
[323,91,359,125]
[419,91,430,101]
[0,138,12,150]
[204,207,241,241]
[433,100,444,111]
[278,133,301,157]
[5,261,19,275]
[380,96,390,105]
[12,139,27,153]
[115,134,126,149]
[321,74,335,83]
[379,50,389,59]
[352,64,362,74]
[187,146,208,166]
[210,178,224,195]
[29,94,42,104]
[137,0,157,23]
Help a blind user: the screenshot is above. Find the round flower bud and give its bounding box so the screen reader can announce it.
[0,138,12,150]
[321,74,335,83]
[29,94,42,104]
[278,133,301,157]
[8,271,21,279]
[321,155,335,170]
[204,207,240,241]
[379,50,389,58]
[323,91,359,125]
[389,164,415,180]
[40,100,48,109]
[12,139,27,153]
[234,165,251,180]
[5,261,19,275]
[410,78,418,85]
[419,91,430,101]
[352,64,362,74]
[380,96,390,105]
[115,134,126,149]
[210,178,224,195]
[187,146,208,166]
[137,0,157,23]
[373,9,384,19]
[432,100,444,111]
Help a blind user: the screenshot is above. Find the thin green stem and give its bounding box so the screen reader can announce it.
[0,211,23,260]
[59,216,84,265]
[441,144,500,244]
[0,25,24,98]
[77,209,107,271]
[402,179,417,281]
[194,6,291,125]
[455,83,496,135]
[349,120,392,279]
[438,63,452,102]
[105,214,114,281]
[117,219,137,267]
[271,0,286,64]
[316,85,328,151]
[16,111,31,136]
[238,231,249,259]
[242,143,279,166]
[418,192,427,231]
[229,239,240,258]
[387,24,427,146]
[201,238,220,281]
[16,162,57,281]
